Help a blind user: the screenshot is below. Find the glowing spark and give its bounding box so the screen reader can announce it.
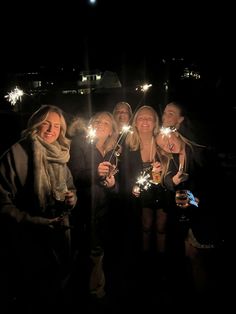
[136,171,151,191]
[5,87,24,106]
[135,83,152,93]
[121,125,133,133]
[141,84,152,92]
[86,125,97,143]
[160,126,177,136]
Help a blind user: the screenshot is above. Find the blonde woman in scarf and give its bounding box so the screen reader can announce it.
[0,105,77,312]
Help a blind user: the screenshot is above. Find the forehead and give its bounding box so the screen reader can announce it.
[95,113,112,122]
[137,108,154,117]
[157,132,178,142]
[115,104,129,111]
[164,104,181,114]
[45,111,61,123]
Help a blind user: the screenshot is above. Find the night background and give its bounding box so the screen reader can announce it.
[1,0,235,156]
[0,1,234,311]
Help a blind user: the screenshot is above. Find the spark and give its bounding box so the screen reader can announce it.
[86,125,97,143]
[160,126,177,136]
[5,87,24,106]
[136,171,151,191]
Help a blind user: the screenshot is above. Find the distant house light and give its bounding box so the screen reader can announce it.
[181,67,201,80]
[33,81,42,88]
[62,90,78,95]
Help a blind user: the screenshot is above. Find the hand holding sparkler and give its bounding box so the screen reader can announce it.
[133,170,152,197]
[98,161,117,188]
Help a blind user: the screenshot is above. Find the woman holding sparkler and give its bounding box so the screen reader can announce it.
[0,105,77,312]
[68,111,119,302]
[121,106,169,257]
[156,128,221,298]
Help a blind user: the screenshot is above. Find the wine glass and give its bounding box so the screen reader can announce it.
[175,189,190,223]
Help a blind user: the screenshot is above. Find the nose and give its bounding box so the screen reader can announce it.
[47,124,53,132]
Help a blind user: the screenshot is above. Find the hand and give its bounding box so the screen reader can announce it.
[103,174,115,188]
[98,161,113,177]
[64,191,76,207]
[48,216,70,230]
[132,185,140,197]
[152,161,162,173]
[172,171,189,185]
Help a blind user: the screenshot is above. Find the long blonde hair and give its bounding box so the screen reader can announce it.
[126,105,160,151]
[156,130,205,178]
[21,105,70,148]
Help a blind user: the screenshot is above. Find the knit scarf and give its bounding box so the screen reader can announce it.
[32,134,70,210]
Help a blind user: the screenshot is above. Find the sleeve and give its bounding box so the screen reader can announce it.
[0,145,52,226]
[65,165,77,209]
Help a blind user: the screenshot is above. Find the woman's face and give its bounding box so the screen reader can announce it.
[162,104,183,128]
[113,104,130,129]
[135,108,156,134]
[156,132,183,153]
[93,114,113,139]
[37,112,61,144]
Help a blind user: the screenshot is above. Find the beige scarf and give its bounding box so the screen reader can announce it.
[32,134,70,210]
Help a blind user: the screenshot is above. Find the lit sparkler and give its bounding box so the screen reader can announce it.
[160,126,177,136]
[86,125,97,143]
[135,171,152,191]
[5,87,24,106]
[135,83,152,93]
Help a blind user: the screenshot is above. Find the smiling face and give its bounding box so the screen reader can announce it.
[113,103,131,130]
[37,111,61,144]
[162,103,184,129]
[92,113,113,140]
[156,132,184,153]
[135,108,156,135]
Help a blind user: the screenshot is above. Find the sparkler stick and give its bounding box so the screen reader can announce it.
[108,125,132,163]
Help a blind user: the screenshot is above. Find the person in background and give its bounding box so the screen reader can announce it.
[161,101,196,141]
[0,105,77,313]
[113,101,132,133]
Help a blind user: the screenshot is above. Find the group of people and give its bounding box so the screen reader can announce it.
[0,101,223,312]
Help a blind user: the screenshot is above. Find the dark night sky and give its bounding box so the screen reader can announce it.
[1,0,234,74]
[0,0,235,154]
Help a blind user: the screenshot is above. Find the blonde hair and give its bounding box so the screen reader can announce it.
[126,105,160,151]
[113,101,132,119]
[89,111,119,152]
[22,105,70,148]
[156,130,205,178]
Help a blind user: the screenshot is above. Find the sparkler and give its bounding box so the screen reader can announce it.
[135,170,152,191]
[159,126,177,136]
[108,124,133,163]
[86,125,97,143]
[4,87,24,106]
